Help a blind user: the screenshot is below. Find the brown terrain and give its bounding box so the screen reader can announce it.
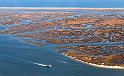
[0,9,124,69]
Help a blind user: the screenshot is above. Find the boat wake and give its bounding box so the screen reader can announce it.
[1,54,52,68]
[25,61,52,68]
[58,60,68,64]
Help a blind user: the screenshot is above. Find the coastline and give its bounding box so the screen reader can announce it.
[0,6,124,70]
[62,53,124,70]
[0,7,124,10]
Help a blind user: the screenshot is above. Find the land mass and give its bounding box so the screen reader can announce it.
[0,8,124,69]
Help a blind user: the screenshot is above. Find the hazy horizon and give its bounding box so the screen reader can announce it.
[0,0,124,8]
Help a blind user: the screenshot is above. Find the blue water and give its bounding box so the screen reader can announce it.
[0,34,124,76]
[0,2,124,75]
[0,0,124,8]
[0,17,124,76]
[21,20,29,24]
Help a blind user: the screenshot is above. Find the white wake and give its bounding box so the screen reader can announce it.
[58,60,68,64]
[25,61,51,68]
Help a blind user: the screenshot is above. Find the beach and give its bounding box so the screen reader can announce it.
[63,53,124,70]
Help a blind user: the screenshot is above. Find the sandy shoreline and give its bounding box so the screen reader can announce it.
[62,53,124,70]
[0,7,124,10]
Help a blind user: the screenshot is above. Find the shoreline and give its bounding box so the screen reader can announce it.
[62,53,124,70]
[0,7,124,10]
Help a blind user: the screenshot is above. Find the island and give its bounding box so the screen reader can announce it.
[0,8,124,69]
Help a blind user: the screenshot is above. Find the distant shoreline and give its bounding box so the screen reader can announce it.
[0,7,124,10]
[62,53,124,70]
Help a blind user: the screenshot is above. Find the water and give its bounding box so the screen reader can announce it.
[21,20,29,24]
[0,1,124,75]
[0,0,124,8]
[0,34,124,76]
